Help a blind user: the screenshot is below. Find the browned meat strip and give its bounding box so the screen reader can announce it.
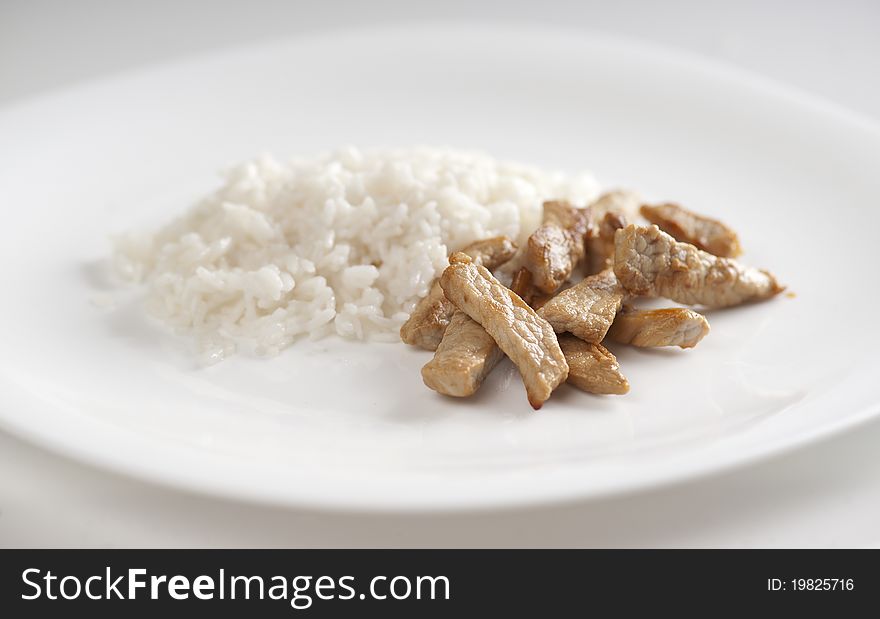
[589,189,641,221]
[524,201,591,294]
[531,293,552,311]
[439,253,568,409]
[510,267,534,304]
[559,335,629,395]
[399,283,449,350]
[607,306,710,349]
[421,310,504,397]
[586,190,640,274]
[588,210,628,275]
[537,269,625,343]
[614,225,783,308]
[510,266,551,310]
[400,236,517,350]
[640,202,742,257]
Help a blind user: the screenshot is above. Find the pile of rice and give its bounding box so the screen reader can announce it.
[113,147,600,363]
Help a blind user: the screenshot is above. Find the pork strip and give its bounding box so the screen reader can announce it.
[587,190,640,274]
[640,202,742,257]
[559,335,629,395]
[589,189,641,222]
[510,266,552,311]
[607,306,710,349]
[399,283,449,350]
[513,269,625,392]
[400,236,517,350]
[421,310,504,397]
[439,253,568,409]
[525,201,591,294]
[510,267,535,305]
[588,210,628,275]
[537,269,625,343]
[613,224,782,308]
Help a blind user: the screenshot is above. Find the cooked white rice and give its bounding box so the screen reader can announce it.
[113,146,600,364]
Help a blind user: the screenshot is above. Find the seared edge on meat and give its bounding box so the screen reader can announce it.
[421,310,504,397]
[587,190,641,274]
[400,236,517,350]
[640,202,742,258]
[559,335,629,395]
[524,201,592,294]
[399,283,449,351]
[614,225,783,308]
[537,269,625,343]
[439,253,568,409]
[607,306,710,349]
[510,267,535,305]
[510,266,552,311]
[520,268,628,394]
[589,189,642,222]
[588,210,628,275]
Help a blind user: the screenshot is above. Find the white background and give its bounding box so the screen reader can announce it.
[1,0,879,547]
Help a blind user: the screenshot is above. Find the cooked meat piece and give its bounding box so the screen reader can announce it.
[543,199,591,231]
[640,202,742,257]
[439,253,568,409]
[607,306,710,349]
[537,269,625,343]
[421,310,504,397]
[590,189,641,221]
[524,201,591,294]
[586,190,640,274]
[510,267,534,304]
[614,224,783,308]
[398,283,449,350]
[400,236,517,350]
[510,267,552,310]
[530,292,553,311]
[588,210,628,275]
[559,335,629,395]
[512,267,627,393]
[422,265,554,400]
[461,235,519,270]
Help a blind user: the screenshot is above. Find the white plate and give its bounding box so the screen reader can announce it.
[1,26,879,512]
